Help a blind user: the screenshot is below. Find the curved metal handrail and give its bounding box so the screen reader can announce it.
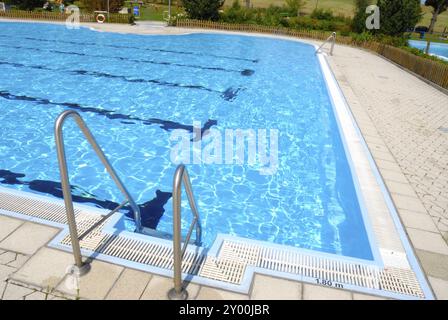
[54,110,142,274]
[316,32,337,56]
[168,164,202,300]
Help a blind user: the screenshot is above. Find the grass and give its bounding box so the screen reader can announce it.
[419,5,448,33]
[223,0,448,32]
[223,0,355,15]
[134,4,184,21]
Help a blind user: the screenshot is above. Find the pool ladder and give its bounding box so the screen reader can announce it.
[54,111,202,300]
[316,32,336,56]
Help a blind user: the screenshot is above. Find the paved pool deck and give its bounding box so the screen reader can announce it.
[0,19,447,300]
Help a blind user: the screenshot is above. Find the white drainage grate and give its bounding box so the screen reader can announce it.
[0,191,75,224]
[0,190,429,299]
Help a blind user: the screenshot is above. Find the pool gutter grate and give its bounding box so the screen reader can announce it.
[0,189,427,299]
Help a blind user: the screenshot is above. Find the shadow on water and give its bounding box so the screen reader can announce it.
[0,60,244,101]
[0,169,172,229]
[0,90,218,140]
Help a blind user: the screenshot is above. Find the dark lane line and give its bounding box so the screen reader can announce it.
[0,169,172,229]
[0,89,218,141]
[0,33,259,63]
[0,60,243,101]
[0,43,255,76]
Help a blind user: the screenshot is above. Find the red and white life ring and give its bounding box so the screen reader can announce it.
[96,14,106,24]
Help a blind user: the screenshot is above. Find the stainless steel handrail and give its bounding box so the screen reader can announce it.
[168,164,202,300]
[54,110,142,275]
[316,32,337,56]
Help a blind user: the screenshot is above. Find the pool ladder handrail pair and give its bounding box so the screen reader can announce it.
[54,110,143,275]
[316,32,337,56]
[55,111,202,300]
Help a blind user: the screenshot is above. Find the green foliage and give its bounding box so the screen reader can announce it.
[220,3,351,31]
[350,31,375,44]
[400,44,448,64]
[424,0,448,33]
[376,0,422,36]
[7,0,45,10]
[424,0,448,13]
[284,0,306,17]
[352,0,370,33]
[79,0,125,13]
[221,0,254,23]
[183,0,225,21]
[310,8,334,20]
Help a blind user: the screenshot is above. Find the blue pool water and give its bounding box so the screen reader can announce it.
[0,22,373,260]
[409,40,448,60]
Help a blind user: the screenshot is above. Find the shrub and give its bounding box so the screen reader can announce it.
[352,0,370,33]
[183,0,225,21]
[310,8,335,21]
[221,0,254,23]
[376,0,422,36]
[284,0,306,17]
[350,31,375,44]
[8,0,45,10]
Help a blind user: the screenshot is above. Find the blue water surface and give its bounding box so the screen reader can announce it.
[0,22,373,260]
[409,39,448,60]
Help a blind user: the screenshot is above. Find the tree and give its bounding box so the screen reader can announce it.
[8,0,45,10]
[425,0,448,34]
[352,0,370,33]
[182,0,225,21]
[285,0,306,17]
[376,0,422,36]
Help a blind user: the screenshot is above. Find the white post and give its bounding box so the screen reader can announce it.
[169,0,171,21]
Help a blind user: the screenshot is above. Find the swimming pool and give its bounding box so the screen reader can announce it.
[0,22,373,260]
[409,39,448,60]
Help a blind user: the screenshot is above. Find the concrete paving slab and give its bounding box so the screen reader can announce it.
[407,228,448,255]
[0,251,16,265]
[2,283,34,300]
[6,253,29,269]
[392,194,428,214]
[11,247,74,290]
[25,291,48,300]
[106,268,151,300]
[0,222,58,255]
[140,275,200,300]
[250,275,301,300]
[303,284,352,300]
[196,287,248,300]
[0,265,14,298]
[0,215,23,242]
[415,250,448,281]
[0,264,16,281]
[428,277,448,300]
[56,259,123,300]
[400,210,439,233]
[353,293,387,300]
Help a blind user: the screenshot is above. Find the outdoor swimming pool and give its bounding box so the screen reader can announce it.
[409,39,448,60]
[0,22,374,260]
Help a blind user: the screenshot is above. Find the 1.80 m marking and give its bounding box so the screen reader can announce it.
[315,278,344,289]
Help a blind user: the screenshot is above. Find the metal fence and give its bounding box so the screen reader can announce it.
[176,19,448,90]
